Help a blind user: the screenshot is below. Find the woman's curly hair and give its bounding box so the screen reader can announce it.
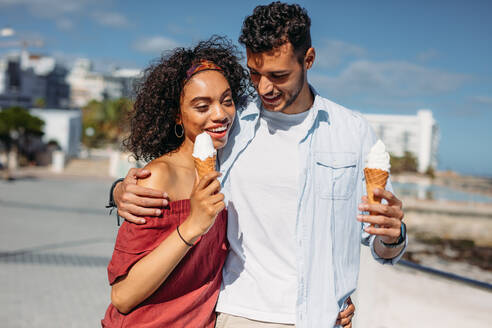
[239,2,311,62]
[125,36,251,162]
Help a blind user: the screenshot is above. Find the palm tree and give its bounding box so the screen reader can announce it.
[82,98,132,149]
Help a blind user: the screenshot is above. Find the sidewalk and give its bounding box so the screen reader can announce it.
[353,246,492,327]
[0,176,116,327]
[1,175,490,327]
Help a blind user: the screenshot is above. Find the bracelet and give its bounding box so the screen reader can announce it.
[379,222,406,248]
[176,225,194,247]
[107,178,124,209]
[379,237,404,249]
[106,178,124,226]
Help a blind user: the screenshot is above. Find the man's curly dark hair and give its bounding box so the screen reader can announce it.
[238,2,311,62]
[124,36,251,162]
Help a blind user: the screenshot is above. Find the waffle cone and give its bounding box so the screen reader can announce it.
[364,168,389,214]
[193,155,216,180]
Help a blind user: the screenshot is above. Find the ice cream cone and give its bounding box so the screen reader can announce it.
[193,155,216,180]
[364,167,389,214]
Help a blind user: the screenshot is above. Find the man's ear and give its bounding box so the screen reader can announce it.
[304,47,315,70]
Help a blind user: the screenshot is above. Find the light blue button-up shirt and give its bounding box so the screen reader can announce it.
[218,88,406,327]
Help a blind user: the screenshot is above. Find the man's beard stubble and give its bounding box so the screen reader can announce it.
[279,68,305,113]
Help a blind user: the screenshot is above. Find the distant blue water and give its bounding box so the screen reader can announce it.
[392,182,492,204]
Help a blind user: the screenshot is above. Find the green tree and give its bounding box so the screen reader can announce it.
[425,165,436,179]
[82,98,133,148]
[390,151,418,174]
[0,106,45,179]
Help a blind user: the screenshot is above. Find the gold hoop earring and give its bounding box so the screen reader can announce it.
[174,123,184,138]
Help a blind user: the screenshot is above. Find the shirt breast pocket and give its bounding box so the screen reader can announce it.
[315,152,358,200]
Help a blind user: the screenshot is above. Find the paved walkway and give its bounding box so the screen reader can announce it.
[1,176,490,327]
[353,246,492,327]
[0,176,116,327]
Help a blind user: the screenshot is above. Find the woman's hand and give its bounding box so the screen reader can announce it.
[180,171,225,244]
[335,296,355,327]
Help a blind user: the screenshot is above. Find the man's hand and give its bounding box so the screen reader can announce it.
[114,168,169,224]
[357,188,404,244]
[335,296,355,327]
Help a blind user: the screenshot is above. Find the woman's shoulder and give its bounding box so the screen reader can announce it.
[137,158,177,192]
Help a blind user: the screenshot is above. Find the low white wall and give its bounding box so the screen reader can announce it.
[29,108,82,157]
[108,150,145,178]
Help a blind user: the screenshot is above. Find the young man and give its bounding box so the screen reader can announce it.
[110,2,406,327]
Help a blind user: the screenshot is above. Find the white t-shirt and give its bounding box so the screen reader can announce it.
[216,108,312,324]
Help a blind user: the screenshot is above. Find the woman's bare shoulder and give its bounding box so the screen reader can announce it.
[136,158,177,192]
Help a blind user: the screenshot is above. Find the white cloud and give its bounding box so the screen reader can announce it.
[0,0,18,4]
[92,11,130,28]
[52,51,139,72]
[355,97,428,111]
[471,96,492,105]
[311,60,469,98]
[132,36,180,54]
[1,0,117,32]
[0,30,46,48]
[314,39,367,69]
[56,18,74,30]
[417,49,439,62]
[167,23,190,36]
[0,0,95,18]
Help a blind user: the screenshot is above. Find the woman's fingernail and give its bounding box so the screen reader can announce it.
[156,209,161,216]
[163,199,168,206]
[140,219,146,224]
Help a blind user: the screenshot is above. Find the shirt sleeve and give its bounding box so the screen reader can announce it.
[107,218,172,285]
[369,231,408,265]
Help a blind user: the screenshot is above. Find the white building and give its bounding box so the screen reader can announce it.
[66,59,141,107]
[363,110,439,173]
[23,52,70,108]
[0,51,69,108]
[29,108,82,157]
[66,59,119,108]
[1,53,140,109]
[0,52,44,107]
[112,68,142,100]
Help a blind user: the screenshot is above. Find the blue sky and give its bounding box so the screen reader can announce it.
[1,0,491,176]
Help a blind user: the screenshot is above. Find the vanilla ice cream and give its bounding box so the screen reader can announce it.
[192,132,217,161]
[365,139,391,172]
[192,132,217,179]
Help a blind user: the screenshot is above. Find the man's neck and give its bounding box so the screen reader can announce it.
[282,82,314,115]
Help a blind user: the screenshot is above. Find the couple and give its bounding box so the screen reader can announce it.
[104,2,407,327]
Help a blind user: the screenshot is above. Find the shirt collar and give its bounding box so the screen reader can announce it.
[300,85,331,142]
[239,97,262,120]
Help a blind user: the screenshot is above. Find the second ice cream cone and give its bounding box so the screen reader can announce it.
[364,167,389,215]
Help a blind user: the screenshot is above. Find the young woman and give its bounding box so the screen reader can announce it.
[101,36,250,327]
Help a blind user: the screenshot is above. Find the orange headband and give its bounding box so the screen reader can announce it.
[184,59,223,85]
